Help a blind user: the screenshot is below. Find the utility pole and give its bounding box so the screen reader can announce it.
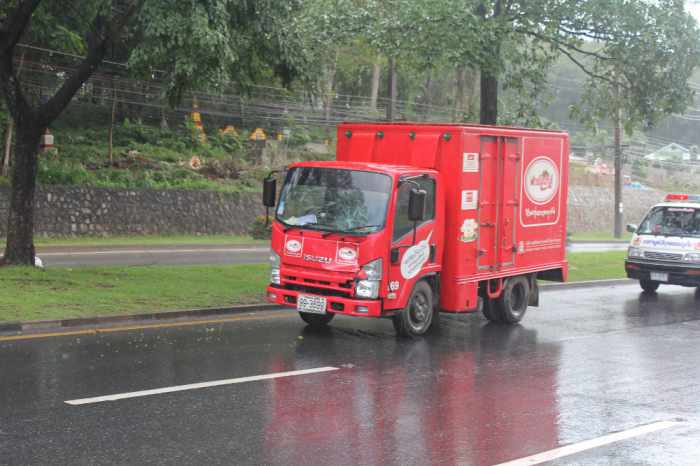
[613,83,624,238]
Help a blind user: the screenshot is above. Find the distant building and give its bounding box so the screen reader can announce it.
[644,143,691,162]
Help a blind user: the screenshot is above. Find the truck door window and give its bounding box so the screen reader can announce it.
[392,177,436,241]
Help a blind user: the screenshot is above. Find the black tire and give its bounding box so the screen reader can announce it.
[482,297,503,323]
[393,281,434,337]
[640,279,660,293]
[299,312,335,327]
[495,276,530,324]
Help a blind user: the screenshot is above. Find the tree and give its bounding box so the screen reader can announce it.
[0,0,306,265]
[568,1,700,237]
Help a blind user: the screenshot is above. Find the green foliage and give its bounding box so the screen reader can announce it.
[249,215,272,240]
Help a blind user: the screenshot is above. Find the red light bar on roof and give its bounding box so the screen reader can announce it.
[665,193,700,202]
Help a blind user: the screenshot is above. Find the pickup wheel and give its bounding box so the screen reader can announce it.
[495,276,530,324]
[640,279,660,293]
[393,280,434,337]
[299,312,335,327]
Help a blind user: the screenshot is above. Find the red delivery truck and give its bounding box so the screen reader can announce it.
[263,123,569,336]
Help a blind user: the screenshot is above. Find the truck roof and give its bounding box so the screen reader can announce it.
[340,121,568,136]
[289,160,436,177]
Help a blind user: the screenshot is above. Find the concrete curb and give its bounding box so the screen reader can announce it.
[0,303,281,337]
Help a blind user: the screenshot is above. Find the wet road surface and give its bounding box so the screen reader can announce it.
[2,283,700,465]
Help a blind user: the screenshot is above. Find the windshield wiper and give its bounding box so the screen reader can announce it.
[321,225,382,238]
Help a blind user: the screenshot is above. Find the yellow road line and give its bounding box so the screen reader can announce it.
[0,311,293,343]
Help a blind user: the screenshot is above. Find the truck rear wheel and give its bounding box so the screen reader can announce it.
[481,298,503,323]
[393,280,434,337]
[495,276,530,324]
[299,312,335,327]
[640,279,660,293]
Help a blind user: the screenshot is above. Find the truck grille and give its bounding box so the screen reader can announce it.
[643,251,683,262]
[282,274,354,298]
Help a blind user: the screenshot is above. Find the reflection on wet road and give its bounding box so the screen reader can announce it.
[1,284,700,465]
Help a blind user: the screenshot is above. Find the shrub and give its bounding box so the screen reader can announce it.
[249,215,272,240]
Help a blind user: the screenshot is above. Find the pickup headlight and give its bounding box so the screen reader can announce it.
[355,258,382,299]
[269,251,281,285]
[628,247,643,258]
[683,253,700,263]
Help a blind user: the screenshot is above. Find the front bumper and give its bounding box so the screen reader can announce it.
[625,259,700,287]
[266,285,384,317]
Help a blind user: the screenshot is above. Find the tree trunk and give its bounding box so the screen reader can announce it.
[370,59,381,111]
[3,121,42,266]
[453,66,466,121]
[2,117,12,176]
[421,70,433,122]
[386,57,397,121]
[613,90,623,239]
[480,69,498,125]
[108,82,117,165]
[323,51,338,126]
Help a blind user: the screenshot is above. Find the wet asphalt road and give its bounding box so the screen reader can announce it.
[2,284,700,465]
[8,242,623,267]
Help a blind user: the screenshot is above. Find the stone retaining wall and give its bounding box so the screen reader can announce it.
[0,187,263,237]
[0,184,666,237]
[568,185,664,233]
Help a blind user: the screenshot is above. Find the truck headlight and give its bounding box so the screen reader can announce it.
[355,258,382,299]
[683,253,700,263]
[628,247,643,258]
[356,280,380,299]
[269,251,281,285]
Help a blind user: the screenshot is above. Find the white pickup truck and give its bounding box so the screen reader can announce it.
[625,194,700,293]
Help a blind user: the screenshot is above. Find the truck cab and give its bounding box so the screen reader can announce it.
[264,123,569,337]
[266,161,443,336]
[625,193,700,293]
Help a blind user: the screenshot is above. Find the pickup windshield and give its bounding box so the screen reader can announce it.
[276,167,392,234]
[638,206,700,237]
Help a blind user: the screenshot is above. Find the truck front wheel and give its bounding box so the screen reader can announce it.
[299,312,335,327]
[640,279,660,293]
[495,276,530,324]
[393,280,434,337]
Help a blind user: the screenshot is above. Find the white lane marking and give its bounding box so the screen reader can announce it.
[493,420,680,466]
[65,367,339,405]
[37,247,268,257]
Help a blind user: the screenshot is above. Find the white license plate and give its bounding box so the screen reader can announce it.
[297,295,327,314]
[650,272,668,282]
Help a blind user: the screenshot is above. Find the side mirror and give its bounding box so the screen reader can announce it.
[262,178,277,207]
[408,188,427,222]
[626,224,638,233]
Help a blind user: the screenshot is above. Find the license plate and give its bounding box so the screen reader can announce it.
[650,272,668,282]
[297,295,327,314]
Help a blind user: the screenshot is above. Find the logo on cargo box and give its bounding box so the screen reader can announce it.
[524,157,559,205]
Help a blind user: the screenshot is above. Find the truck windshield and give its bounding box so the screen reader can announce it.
[638,206,700,237]
[276,167,393,234]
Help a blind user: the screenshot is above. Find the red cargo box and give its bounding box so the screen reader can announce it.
[265,122,569,336]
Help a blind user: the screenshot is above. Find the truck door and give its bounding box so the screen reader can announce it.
[477,136,521,271]
[388,176,437,307]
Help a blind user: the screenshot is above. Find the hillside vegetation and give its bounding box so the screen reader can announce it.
[0,105,333,192]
